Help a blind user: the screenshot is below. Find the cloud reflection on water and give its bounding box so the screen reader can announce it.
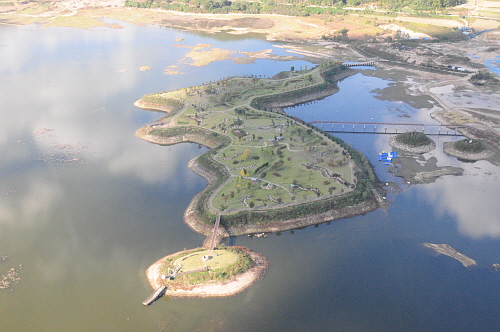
[0,24,205,231]
[417,160,500,239]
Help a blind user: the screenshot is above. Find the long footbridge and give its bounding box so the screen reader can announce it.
[341,61,376,67]
[310,120,466,136]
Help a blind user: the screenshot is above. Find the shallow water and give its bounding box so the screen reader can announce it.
[1,22,500,332]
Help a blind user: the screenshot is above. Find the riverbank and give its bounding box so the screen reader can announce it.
[145,247,268,297]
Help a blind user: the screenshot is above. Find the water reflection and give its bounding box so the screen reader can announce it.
[417,161,500,238]
[2,22,500,332]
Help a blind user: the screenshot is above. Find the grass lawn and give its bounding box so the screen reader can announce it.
[173,249,238,271]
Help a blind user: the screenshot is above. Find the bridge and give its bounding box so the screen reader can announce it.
[341,61,376,67]
[209,213,221,251]
[310,121,465,136]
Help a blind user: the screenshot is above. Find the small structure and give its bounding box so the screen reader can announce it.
[378,151,398,162]
[250,177,258,184]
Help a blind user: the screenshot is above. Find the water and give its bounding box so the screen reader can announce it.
[1,22,500,331]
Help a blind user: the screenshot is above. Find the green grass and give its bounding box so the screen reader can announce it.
[174,249,238,271]
[160,247,253,285]
[140,64,376,222]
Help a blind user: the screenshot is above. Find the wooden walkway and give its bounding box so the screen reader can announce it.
[142,286,167,306]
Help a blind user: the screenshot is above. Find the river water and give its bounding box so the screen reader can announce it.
[1,21,500,332]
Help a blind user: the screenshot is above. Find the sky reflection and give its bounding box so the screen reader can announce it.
[417,160,500,239]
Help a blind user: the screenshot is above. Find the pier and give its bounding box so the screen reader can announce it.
[142,264,182,306]
[142,285,167,306]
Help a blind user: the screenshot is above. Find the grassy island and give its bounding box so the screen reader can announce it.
[389,131,436,154]
[145,246,268,298]
[136,63,383,238]
[453,138,486,154]
[443,138,496,162]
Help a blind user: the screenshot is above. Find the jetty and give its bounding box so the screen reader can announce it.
[423,243,477,268]
[142,285,167,306]
[142,264,182,306]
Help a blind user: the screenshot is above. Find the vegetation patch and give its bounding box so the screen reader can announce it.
[469,71,500,86]
[395,131,432,147]
[160,246,253,286]
[453,138,486,154]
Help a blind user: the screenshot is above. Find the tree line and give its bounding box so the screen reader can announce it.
[125,0,465,16]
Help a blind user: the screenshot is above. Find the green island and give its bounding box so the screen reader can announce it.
[389,131,436,154]
[139,62,385,300]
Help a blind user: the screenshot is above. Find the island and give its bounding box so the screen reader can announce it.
[423,243,477,268]
[136,62,385,300]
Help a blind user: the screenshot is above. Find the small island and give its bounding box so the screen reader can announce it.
[136,62,384,299]
[423,243,477,268]
[389,131,436,154]
[145,246,268,299]
[444,138,495,161]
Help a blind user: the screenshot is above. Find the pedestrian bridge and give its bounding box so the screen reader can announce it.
[310,121,465,136]
[341,61,376,67]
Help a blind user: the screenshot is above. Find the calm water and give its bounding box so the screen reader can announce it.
[1,22,500,332]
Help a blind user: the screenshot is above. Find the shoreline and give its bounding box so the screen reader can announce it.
[145,247,268,297]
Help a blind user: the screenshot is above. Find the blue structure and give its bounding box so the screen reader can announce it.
[378,151,398,162]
